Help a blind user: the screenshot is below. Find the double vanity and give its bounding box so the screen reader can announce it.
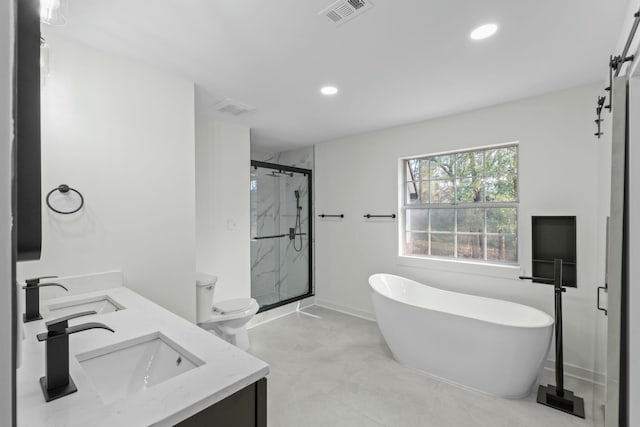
[17,275,269,426]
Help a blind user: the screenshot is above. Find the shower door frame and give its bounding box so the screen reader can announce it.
[251,160,313,313]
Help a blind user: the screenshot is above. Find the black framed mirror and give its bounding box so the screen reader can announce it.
[16,0,42,262]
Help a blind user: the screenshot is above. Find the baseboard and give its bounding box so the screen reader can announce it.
[314,299,376,322]
[543,359,605,386]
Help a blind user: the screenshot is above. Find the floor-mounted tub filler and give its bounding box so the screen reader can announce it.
[369,273,554,398]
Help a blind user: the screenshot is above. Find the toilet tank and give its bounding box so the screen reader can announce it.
[196,273,218,324]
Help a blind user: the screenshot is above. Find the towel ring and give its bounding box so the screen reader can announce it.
[46,184,84,215]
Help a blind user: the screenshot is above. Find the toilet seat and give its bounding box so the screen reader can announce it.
[212,298,254,315]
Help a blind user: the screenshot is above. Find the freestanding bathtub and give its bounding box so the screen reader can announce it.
[369,273,554,398]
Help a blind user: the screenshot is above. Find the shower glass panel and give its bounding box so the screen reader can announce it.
[250,161,312,311]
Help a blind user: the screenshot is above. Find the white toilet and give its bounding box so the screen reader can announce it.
[196,273,259,351]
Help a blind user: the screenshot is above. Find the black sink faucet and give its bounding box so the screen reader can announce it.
[36,311,114,402]
[22,276,69,322]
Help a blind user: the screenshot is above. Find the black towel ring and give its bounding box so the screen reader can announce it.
[46,184,84,215]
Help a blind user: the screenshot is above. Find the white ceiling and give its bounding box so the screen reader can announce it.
[48,0,629,152]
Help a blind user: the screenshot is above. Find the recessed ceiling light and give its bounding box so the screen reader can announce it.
[470,23,498,41]
[320,86,339,96]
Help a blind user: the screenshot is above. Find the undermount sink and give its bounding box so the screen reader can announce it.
[45,295,125,319]
[76,332,204,404]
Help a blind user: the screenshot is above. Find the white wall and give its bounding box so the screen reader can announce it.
[196,118,251,303]
[315,84,608,380]
[17,35,197,322]
[0,0,14,424]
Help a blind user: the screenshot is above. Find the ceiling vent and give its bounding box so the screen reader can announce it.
[319,0,374,26]
[211,98,256,116]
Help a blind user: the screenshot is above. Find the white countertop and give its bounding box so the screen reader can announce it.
[17,287,269,427]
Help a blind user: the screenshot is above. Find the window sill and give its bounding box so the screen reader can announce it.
[397,255,521,280]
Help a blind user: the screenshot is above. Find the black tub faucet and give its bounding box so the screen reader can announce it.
[22,276,69,322]
[36,310,114,402]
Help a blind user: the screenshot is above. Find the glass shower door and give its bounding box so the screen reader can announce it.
[250,161,312,311]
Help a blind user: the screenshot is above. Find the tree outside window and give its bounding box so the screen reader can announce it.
[403,144,518,264]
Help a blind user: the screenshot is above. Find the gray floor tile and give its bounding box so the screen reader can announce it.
[249,306,599,427]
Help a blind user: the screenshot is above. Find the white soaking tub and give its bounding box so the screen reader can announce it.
[369,273,553,398]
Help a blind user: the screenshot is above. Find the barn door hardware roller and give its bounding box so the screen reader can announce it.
[594,96,605,139]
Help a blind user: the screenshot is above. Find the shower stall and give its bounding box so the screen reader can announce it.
[250,161,312,311]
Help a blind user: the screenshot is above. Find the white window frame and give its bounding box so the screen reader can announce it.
[399,143,520,267]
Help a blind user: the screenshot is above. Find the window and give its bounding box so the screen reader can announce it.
[401,144,518,264]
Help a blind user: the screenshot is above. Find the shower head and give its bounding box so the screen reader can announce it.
[294,190,300,199]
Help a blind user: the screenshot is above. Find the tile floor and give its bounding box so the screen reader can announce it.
[249,306,603,427]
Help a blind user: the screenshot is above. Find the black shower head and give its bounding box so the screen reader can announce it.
[294,190,300,199]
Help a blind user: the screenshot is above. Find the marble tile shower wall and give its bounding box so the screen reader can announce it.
[278,174,309,301]
[253,146,314,170]
[251,172,280,306]
[251,166,310,307]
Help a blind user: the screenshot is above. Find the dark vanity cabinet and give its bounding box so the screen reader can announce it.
[176,378,267,427]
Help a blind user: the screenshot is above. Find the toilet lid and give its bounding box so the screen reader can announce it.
[212,298,254,314]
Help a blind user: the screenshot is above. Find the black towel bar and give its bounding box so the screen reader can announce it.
[363,214,396,219]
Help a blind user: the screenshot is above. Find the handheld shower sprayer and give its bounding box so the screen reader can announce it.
[292,189,303,252]
[294,190,302,211]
